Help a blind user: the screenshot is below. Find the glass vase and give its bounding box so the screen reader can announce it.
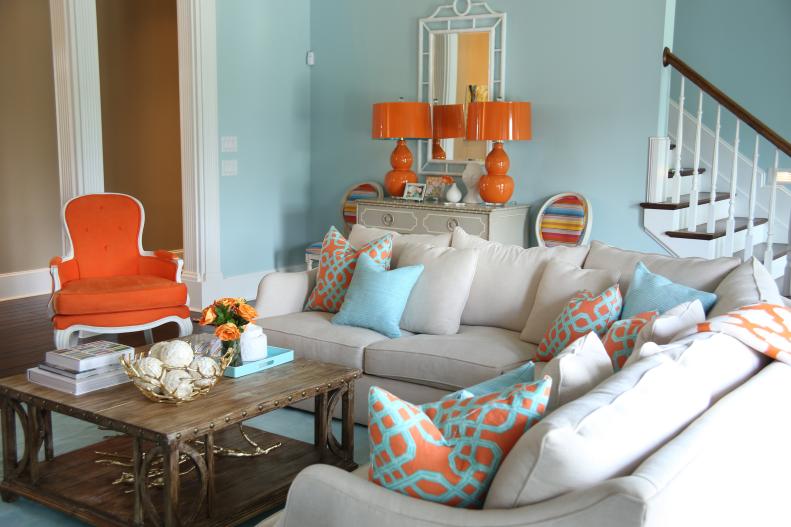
[223,339,242,367]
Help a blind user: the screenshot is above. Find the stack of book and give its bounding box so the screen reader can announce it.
[28,341,134,395]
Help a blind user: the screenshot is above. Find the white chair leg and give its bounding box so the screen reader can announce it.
[176,317,194,337]
[54,329,79,349]
[143,329,154,344]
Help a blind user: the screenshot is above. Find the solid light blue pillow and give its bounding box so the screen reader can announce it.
[439,362,536,401]
[331,253,423,338]
[622,261,717,319]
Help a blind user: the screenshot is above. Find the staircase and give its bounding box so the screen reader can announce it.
[642,48,791,295]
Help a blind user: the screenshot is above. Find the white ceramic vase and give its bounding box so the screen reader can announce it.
[462,162,484,204]
[240,324,268,362]
[445,182,462,203]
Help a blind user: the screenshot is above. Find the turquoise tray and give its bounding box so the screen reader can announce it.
[223,346,295,378]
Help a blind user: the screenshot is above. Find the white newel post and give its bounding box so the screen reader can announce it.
[49,0,105,252]
[707,105,722,234]
[743,135,760,261]
[672,77,686,205]
[688,91,704,231]
[725,120,741,256]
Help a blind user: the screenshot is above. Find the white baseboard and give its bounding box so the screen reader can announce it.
[0,268,52,302]
[183,265,304,311]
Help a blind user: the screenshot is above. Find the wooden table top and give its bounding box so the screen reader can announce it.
[0,359,361,442]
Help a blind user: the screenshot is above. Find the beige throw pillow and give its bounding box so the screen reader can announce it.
[398,244,479,335]
[520,260,620,344]
[541,332,612,412]
[348,224,451,267]
[708,257,784,318]
[451,227,589,332]
[625,300,705,368]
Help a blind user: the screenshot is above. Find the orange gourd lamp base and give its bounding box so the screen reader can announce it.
[384,139,418,197]
[479,142,514,204]
[431,138,447,160]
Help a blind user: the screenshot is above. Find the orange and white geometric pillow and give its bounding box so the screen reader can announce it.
[304,226,393,313]
[695,303,791,364]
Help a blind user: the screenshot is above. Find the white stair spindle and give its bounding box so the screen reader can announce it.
[743,135,760,261]
[687,91,704,231]
[672,77,685,204]
[725,120,740,256]
[764,149,780,272]
[707,105,722,233]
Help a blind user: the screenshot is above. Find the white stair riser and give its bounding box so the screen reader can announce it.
[766,254,788,280]
[653,222,768,260]
[643,200,731,233]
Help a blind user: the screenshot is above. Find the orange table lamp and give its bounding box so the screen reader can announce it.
[466,101,532,203]
[372,101,432,197]
[431,104,465,160]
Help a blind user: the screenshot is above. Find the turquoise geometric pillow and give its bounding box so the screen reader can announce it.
[622,262,717,319]
[368,377,551,508]
[440,362,535,401]
[332,253,423,338]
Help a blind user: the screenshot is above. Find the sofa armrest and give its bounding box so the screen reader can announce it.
[255,269,316,318]
[276,465,651,527]
[138,252,183,282]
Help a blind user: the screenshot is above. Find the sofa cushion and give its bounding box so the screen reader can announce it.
[349,224,451,267]
[709,257,784,318]
[451,228,589,332]
[583,240,740,295]
[364,325,536,391]
[259,311,409,369]
[521,260,620,344]
[484,354,710,508]
[53,275,188,315]
[542,332,612,412]
[442,362,536,401]
[398,244,479,335]
[626,300,705,369]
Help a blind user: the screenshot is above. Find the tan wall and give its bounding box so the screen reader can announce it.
[0,0,63,274]
[97,0,182,251]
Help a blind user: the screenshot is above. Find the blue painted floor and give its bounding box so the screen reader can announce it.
[0,408,369,526]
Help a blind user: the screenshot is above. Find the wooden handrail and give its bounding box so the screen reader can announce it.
[663,47,791,158]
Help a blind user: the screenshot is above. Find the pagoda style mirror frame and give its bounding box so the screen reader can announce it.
[418,0,506,177]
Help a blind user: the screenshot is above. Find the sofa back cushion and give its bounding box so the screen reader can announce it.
[451,228,589,331]
[484,354,711,508]
[583,241,739,295]
[349,224,451,267]
[708,257,784,317]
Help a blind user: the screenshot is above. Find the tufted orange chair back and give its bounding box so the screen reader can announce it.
[64,194,144,278]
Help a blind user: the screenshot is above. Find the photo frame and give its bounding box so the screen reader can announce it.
[402,182,427,201]
[423,176,447,201]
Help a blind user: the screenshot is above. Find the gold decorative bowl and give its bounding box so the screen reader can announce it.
[121,334,235,403]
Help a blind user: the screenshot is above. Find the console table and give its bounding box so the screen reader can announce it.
[356,199,530,247]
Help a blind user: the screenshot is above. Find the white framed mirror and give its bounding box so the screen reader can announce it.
[418,1,506,177]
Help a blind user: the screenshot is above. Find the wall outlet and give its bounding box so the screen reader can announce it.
[306,50,315,66]
[221,136,238,153]
[221,159,238,177]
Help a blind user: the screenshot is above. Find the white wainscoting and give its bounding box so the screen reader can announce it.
[0,268,51,302]
[184,265,304,311]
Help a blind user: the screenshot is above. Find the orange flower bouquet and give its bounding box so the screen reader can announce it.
[199,297,258,366]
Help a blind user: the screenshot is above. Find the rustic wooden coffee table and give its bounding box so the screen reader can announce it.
[0,358,360,526]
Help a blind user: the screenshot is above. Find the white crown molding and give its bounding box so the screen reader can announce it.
[176,0,223,302]
[0,268,52,302]
[49,0,105,207]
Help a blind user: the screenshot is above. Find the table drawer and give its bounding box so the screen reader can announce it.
[358,205,419,233]
[422,211,488,238]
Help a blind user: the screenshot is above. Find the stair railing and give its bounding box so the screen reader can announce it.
[663,48,791,274]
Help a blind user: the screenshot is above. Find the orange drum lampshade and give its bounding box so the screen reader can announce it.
[371,101,433,196]
[431,104,465,160]
[466,101,532,204]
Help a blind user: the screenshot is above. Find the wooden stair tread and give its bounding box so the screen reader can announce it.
[667,167,706,178]
[640,192,730,210]
[734,242,790,261]
[665,217,768,241]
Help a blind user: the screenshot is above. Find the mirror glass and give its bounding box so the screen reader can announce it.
[430,32,490,162]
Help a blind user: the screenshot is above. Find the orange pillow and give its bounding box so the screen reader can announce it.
[601,311,658,371]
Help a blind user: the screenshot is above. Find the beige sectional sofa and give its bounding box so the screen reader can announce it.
[253,231,791,526]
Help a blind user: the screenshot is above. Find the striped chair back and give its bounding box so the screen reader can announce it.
[342,182,383,233]
[536,193,592,247]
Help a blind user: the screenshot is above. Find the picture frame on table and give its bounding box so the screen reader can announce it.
[423,176,446,201]
[402,182,427,201]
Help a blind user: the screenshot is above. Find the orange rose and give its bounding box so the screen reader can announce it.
[442,175,453,185]
[199,306,217,325]
[214,322,241,341]
[235,302,258,322]
[215,297,236,308]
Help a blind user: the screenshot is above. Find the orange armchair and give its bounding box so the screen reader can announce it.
[50,193,192,349]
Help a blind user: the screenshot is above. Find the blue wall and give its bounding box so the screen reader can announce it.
[216,0,312,276]
[309,0,673,252]
[674,0,791,165]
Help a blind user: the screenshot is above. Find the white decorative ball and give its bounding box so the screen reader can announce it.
[162,370,192,394]
[137,357,164,379]
[189,356,219,378]
[148,341,168,360]
[173,382,194,400]
[193,378,215,389]
[135,378,161,394]
[159,341,194,368]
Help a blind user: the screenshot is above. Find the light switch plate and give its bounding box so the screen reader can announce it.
[221,159,238,177]
[221,136,238,153]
